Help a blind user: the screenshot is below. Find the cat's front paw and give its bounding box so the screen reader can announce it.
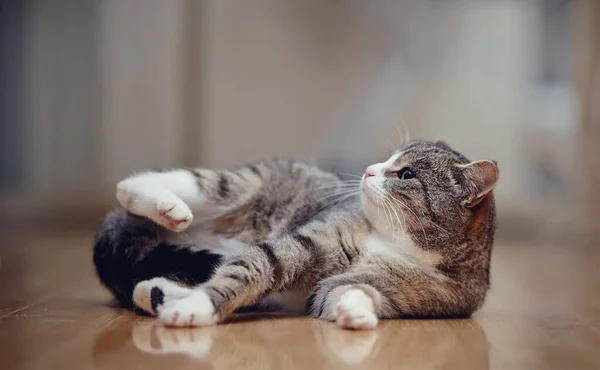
[333,289,378,330]
[159,290,219,327]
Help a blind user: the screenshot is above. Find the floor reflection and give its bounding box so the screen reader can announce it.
[92,315,489,370]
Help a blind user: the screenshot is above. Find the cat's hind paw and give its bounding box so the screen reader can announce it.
[156,198,193,232]
[133,277,193,315]
[333,289,378,330]
[116,177,193,232]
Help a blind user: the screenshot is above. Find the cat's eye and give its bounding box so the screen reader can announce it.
[396,167,415,180]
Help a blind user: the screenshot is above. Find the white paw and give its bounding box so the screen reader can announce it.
[333,289,378,330]
[159,290,219,327]
[116,178,193,232]
[156,198,193,232]
[133,277,193,315]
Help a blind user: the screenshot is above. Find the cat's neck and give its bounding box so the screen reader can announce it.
[365,229,443,268]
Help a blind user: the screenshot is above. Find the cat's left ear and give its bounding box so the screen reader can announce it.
[435,140,451,149]
[458,160,499,207]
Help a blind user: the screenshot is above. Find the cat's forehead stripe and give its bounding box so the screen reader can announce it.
[383,152,403,168]
[389,150,415,168]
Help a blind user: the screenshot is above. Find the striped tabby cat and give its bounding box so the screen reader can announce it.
[94,140,498,330]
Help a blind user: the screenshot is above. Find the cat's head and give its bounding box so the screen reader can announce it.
[360,140,498,248]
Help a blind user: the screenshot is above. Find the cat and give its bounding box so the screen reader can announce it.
[94,140,498,330]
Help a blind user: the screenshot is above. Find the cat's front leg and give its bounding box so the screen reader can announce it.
[309,281,381,330]
[310,264,482,330]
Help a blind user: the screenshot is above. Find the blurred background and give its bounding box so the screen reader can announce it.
[0,0,598,245]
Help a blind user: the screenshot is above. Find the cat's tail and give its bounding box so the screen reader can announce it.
[93,209,222,308]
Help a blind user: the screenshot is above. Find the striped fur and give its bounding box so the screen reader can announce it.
[94,141,498,329]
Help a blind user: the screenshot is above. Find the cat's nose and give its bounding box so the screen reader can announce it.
[364,166,376,178]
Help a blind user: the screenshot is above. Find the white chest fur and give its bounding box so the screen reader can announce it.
[365,233,442,268]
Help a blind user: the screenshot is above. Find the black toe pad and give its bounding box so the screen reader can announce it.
[150,287,165,313]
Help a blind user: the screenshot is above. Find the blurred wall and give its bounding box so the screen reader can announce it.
[0,0,595,243]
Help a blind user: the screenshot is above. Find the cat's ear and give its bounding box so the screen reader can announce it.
[435,140,451,149]
[459,160,499,208]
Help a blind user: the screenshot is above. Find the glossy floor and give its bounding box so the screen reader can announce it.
[1,231,599,369]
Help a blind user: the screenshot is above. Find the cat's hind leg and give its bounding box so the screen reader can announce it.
[116,167,264,232]
[133,277,194,316]
[156,239,306,327]
[116,174,195,232]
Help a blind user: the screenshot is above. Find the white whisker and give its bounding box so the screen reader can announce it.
[338,173,364,179]
[388,196,428,241]
[384,197,405,238]
[398,117,411,145]
[394,122,405,147]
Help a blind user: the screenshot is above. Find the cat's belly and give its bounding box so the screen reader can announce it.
[165,228,248,257]
[260,290,310,314]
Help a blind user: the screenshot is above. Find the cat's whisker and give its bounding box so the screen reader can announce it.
[312,191,361,214]
[384,197,404,238]
[369,185,421,239]
[388,197,428,242]
[385,200,399,238]
[294,187,361,216]
[394,198,438,234]
[309,181,362,188]
[337,173,364,180]
[379,198,395,237]
[301,182,361,194]
[368,187,400,237]
[388,197,409,235]
[311,187,361,198]
[307,189,361,207]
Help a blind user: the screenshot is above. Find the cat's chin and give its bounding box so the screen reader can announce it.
[360,185,379,205]
[360,195,383,228]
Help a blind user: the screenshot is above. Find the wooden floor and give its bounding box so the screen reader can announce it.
[1,231,599,370]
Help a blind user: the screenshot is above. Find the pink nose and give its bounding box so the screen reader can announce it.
[364,166,376,178]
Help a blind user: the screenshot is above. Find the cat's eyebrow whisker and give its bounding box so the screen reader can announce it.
[398,117,411,146]
[394,122,405,148]
[385,138,396,152]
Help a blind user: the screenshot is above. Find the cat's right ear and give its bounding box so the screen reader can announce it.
[458,160,499,208]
